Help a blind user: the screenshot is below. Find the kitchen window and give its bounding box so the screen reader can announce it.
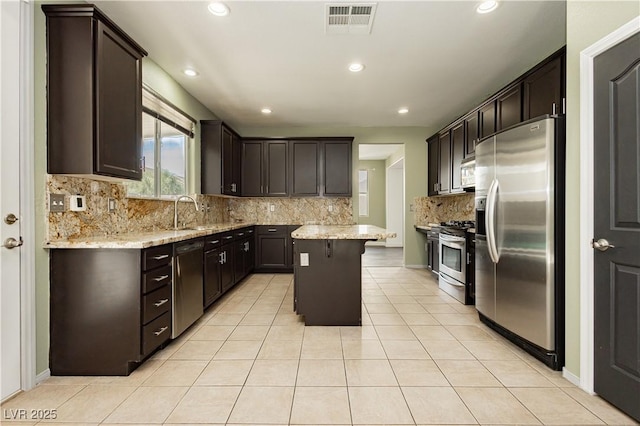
[358,169,369,217]
[127,87,196,198]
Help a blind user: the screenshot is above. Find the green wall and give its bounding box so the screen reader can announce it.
[563,1,639,378]
[357,160,386,229]
[33,3,218,374]
[239,126,433,268]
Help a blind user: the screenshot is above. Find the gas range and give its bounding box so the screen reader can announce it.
[439,220,475,236]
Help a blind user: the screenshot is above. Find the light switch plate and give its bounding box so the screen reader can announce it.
[108,198,116,212]
[50,194,65,212]
[300,253,309,267]
[269,204,275,212]
[70,195,86,212]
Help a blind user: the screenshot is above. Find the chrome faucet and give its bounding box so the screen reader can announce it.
[174,195,199,230]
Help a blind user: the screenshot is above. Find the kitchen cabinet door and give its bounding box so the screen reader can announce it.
[450,122,465,193]
[479,101,496,139]
[43,4,146,181]
[438,131,451,194]
[220,243,235,292]
[496,85,522,131]
[201,121,241,195]
[427,136,439,196]
[242,141,263,196]
[464,112,479,158]
[523,56,563,120]
[264,141,288,196]
[257,235,288,269]
[323,140,352,196]
[204,247,222,308]
[290,140,320,196]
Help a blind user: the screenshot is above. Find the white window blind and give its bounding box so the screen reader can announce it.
[142,85,195,138]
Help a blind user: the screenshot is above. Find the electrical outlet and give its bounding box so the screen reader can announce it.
[409,204,415,212]
[50,194,65,212]
[108,198,116,212]
[328,205,334,212]
[300,253,309,266]
[269,204,275,212]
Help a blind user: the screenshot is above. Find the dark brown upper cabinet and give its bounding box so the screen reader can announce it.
[323,139,353,197]
[201,120,241,195]
[523,55,564,120]
[43,4,147,181]
[290,140,320,196]
[426,47,565,197]
[496,85,522,131]
[241,140,288,197]
[450,122,465,193]
[464,112,479,158]
[479,101,496,139]
[427,136,439,196]
[437,131,451,194]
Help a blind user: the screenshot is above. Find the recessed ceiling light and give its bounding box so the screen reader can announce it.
[261,108,272,114]
[398,108,409,114]
[208,2,229,16]
[348,63,365,73]
[183,68,198,77]
[476,0,499,14]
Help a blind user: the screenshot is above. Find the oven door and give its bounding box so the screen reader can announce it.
[439,234,466,283]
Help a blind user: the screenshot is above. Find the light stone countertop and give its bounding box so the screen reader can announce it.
[291,224,396,240]
[45,222,255,249]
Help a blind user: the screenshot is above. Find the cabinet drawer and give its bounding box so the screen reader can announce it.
[143,245,172,271]
[142,312,171,356]
[143,264,172,294]
[220,232,235,244]
[234,228,249,239]
[142,285,171,325]
[258,225,287,235]
[205,234,222,250]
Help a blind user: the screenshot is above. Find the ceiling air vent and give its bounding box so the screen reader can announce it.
[325,3,377,35]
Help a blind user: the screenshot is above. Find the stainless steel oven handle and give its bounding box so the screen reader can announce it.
[439,234,466,243]
[439,272,465,288]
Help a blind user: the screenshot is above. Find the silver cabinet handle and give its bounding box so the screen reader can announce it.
[152,254,169,260]
[153,326,169,336]
[268,228,277,232]
[237,232,244,236]
[152,274,169,282]
[153,298,169,307]
[552,102,557,115]
[223,251,227,262]
[219,252,224,264]
[592,238,615,252]
[3,237,23,249]
[208,240,220,245]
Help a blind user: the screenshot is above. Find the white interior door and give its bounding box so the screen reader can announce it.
[1,0,24,401]
[385,159,404,248]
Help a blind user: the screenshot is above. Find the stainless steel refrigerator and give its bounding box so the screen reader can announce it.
[475,115,564,370]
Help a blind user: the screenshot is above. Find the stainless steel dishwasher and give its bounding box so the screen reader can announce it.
[172,239,204,338]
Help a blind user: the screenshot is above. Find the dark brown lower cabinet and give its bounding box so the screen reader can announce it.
[50,245,172,376]
[220,240,235,293]
[204,244,222,308]
[255,225,300,272]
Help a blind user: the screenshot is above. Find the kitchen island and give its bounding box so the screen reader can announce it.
[291,225,396,326]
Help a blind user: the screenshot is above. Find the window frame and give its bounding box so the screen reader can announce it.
[358,169,369,217]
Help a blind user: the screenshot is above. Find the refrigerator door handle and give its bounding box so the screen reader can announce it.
[486,179,499,263]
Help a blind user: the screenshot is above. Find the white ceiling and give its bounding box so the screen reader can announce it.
[93,1,566,131]
[359,143,403,160]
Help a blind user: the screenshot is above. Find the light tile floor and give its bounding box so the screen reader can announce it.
[2,267,638,425]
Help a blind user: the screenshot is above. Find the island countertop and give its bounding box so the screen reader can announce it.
[291,224,396,240]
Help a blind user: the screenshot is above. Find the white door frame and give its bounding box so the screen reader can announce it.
[385,157,404,249]
[1,0,36,399]
[578,16,640,395]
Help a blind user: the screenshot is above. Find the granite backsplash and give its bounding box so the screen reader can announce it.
[413,193,475,225]
[46,175,354,241]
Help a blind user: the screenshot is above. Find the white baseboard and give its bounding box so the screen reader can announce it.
[385,243,403,248]
[404,264,428,269]
[562,367,582,388]
[35,369,50,384]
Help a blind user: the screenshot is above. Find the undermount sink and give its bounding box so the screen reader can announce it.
[179,225,216,231]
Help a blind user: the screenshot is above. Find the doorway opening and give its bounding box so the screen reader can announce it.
[357,144,404,267]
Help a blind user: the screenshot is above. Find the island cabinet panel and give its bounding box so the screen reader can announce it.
[323,140,352,196]
[50,244,172,376]
[496,85,522,131]
[290,140,320,196]
[201,120,241,195]
[293,239,364,326]
[523,55,563,120]
[43,4,147,181]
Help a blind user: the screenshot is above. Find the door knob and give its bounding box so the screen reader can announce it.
[592,238,615,252]
[4,213,18,225]
[3,237,23,249]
